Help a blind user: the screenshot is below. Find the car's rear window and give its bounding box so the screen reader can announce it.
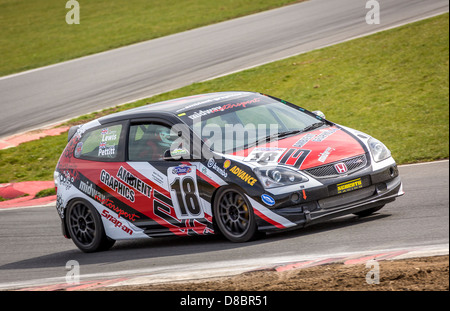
[74,124,123,161]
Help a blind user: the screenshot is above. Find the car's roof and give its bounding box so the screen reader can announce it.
[98,91,257,124]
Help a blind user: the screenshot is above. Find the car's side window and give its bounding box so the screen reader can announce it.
[128,123,177,161]
[74,124,123,161]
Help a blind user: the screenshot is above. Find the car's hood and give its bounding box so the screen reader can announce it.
[229,126,366,170]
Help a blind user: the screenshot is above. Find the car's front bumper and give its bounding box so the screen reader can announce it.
[256,166,404,232]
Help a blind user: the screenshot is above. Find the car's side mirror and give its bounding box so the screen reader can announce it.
[312,110,326,119]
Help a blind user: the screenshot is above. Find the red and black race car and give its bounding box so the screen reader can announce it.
[55,92,404,252]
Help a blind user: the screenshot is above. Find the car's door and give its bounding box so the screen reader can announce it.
[126,120,213,236]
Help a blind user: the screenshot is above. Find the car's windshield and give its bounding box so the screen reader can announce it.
[185,94,326,154]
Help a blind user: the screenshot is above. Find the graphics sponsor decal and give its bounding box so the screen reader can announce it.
[98,128,119,157]
[65,170,141,222]
[261,194,275,206]
[244,148,286,164]
[219,97,260,112]
[207,158,228,178]
[74,142,83,158]
[187,97,260,119]
[223,159,231,169]
[127,161,167,187]
[170,148,189,158]
[151,171,165,186]
[337,178,363,194]
[58,169,79,191]
[247,195,296,229]
[101,198,140,221]
[278,148,311,168]
[168,166,204,219]
[201,166,210,177]
[100,128,118,142]
[56,194,64,218]
[152,189,180,225]
[101,209,133,235]
[74,127,86,140]
[100,169,135,202]
[79,179,106,203]
[172,165,193,176]
[175,92,246,113]
[318,147,335,163]
[116,166,152,198]
[98,143,116,157]
[229,166,257,186]
[293,133,316,148]
[152,187,213,236]
[187,105,222,120]
[312,128,339,142]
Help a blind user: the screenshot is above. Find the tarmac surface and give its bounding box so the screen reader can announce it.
[1,0,448,138]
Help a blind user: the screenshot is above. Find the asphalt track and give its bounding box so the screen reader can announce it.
[0,160,448,289]
[0,0,448,138]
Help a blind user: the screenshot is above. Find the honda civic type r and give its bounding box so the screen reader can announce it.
[55,92,404,252]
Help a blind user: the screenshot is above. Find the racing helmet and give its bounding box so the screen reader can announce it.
[154,125,175,148]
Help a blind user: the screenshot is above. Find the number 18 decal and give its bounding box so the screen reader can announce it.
[168,165,204,219]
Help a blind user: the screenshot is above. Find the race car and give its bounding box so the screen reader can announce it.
[54,91,404,252]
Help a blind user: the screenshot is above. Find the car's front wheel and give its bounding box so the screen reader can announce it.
[213,187,258,243]
[66,200,115,252]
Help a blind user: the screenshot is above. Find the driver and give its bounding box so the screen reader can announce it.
[150,125,176,160]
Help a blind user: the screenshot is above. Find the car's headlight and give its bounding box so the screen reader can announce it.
[253,166,308,189]
[368,137,391,162]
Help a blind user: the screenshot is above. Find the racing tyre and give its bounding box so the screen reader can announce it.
[66,200,115,253]
[353,205,385,217]
[214,187,258,243]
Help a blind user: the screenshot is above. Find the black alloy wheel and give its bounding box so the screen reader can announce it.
[66,200,115,252]
[214,187,258,242]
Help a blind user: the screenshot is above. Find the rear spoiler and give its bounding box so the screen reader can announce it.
[67,125,81,142]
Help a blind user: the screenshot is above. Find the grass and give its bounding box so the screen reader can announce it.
[35,188,56,198]
[0,133,68,183]
[0,0,302,76]
[0,13,448,183]
[0,194,28,201]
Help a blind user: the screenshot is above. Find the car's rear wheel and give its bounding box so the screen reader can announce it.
[213,187,258,243]
[66,200,115,253]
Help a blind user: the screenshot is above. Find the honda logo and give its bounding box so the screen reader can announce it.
[334,163,348,174]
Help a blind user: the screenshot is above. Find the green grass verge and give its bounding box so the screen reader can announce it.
[0,194,28,202]
[0,13,448,183]
[35,188,57,198]
[0,0,302,76]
